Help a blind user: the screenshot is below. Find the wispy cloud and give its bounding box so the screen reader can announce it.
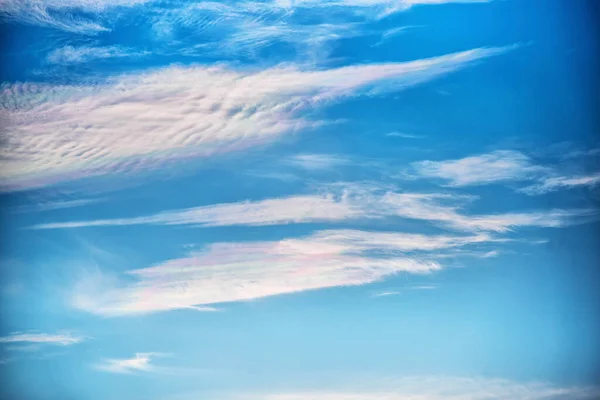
[31,184,595,232]
[0,332,86,346]
[0,0,491,36]
[95,352,165,374]
[206,20,362,61]
[0,0,148,34]
[8,198,102,213]
[371,26,416,47]
[412,150,547,186]
[285,154,351,170]
[412,149,600,195]
[46,45,147,65]
[372,291,402,297]
[32,194,362,229]
[1,46,515,191]
[410,284,437,290]
[220,375,599,400]
[270,0,491,14]
[68,228,506,316]
[520,172,600,195]
[145,0,490,61]
[385,131,422,139]
[372,284,436,297]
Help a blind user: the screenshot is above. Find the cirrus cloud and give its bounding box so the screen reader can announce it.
[68,228,504,316]
[1,46,515,191]
[0,332,86,346]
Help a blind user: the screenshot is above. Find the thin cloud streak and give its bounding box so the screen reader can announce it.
[0,0,149,33]
[95,352,165,374]
[69,228,500,316]
[412,150,600,195]
[386,131,422,138]
[46,45,147,65]
[0,0,490,34]
[222,375,599,400]
[0,332,86,346]
[285,154,351,170]
[9,198,102,214]
[412,150,547,186]
[520,172,600,195]
[1,46,515,190]
[31,185,594,232]
[32,194,362,229]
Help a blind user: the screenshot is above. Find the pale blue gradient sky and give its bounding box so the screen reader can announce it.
[1,1,599,399]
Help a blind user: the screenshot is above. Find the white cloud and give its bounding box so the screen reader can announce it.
[95,352,164,374]
[46,45,147,65]
[31,185,594,232]
[1,46,515,191]
[412,150,600,195]
[68,228,506,316]
[32,194,362,229]
[0,0,148,34]
[412,150,547,186]
[0,332,86,346]
[150,0,488,60]
[9,198,102,213]
[272,0,490,13]
[222,375,598,400]
[520,172,600,195]
[215,20,362,61]
[0,0,491,35]
[438,208,594,232]
[372,290,401,297]
[385,131,422,138]
[285,154,351,170]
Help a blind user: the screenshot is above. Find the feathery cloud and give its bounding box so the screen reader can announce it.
[372,291,402,297]
[31,184,594,232]
[220,375,598,400]
[95,352,164,374]
[67,228,504,316]
[9,198,102,213]
[412,150,547,186]
[412,150,600,195]
[31,194,361,229]
[46,46,146,65]
[0,0,148,33]
[0,0,490,35]
[271,0,490,13]
[385,131,422,138]
[0,332,86,346]
[520,172,600,195]
[285,154,351,170]
[1,46,515,191]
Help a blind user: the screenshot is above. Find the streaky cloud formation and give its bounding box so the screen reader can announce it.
[69,228,502,316]
[385,131,422,138]
[31,184,595,232]
[217,376,599,400]
[271,0,490,13]
[412,149,600,194]
[0,0,490,35]
[95,352,163,374]
[9,198,102,213]
[285,154,351,170]
[32,194,362,229]
[0,0,148,34]
[46,45,146,65]
[0,46,515,191]
[0,332,86,346]
[520,172,600,195]
[412,150,547,186]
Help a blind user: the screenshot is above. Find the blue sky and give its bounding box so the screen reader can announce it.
[1,0,600,399]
